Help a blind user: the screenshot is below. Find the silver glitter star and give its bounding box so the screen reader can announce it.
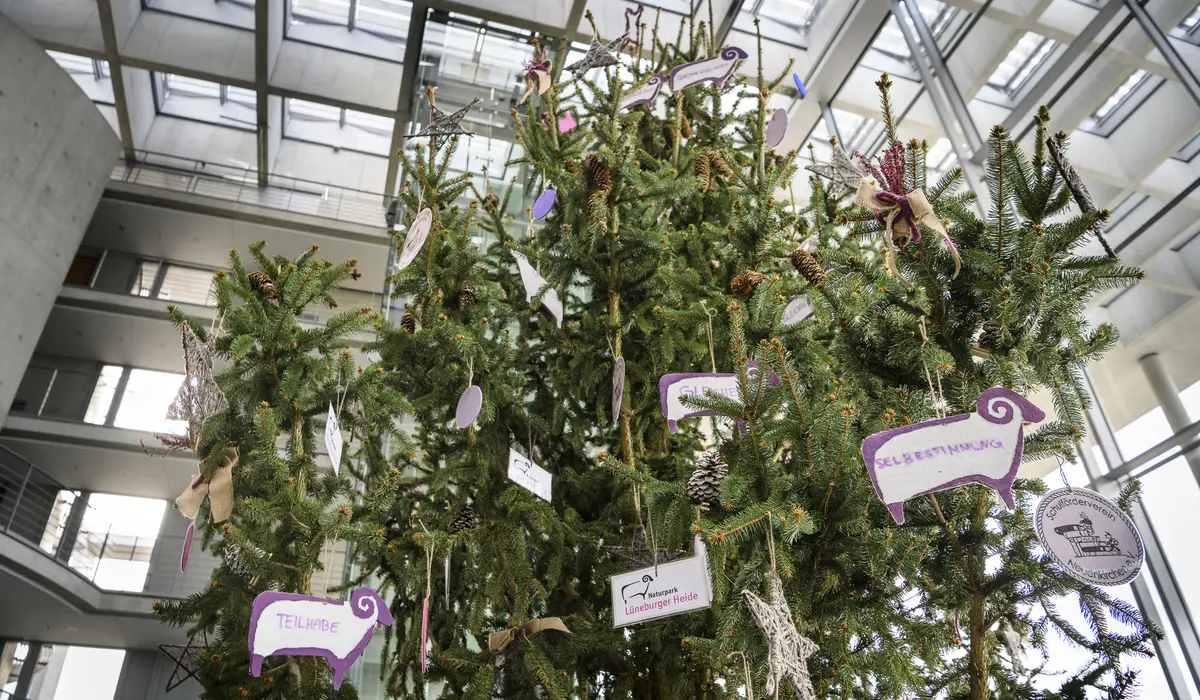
[156,325,227,452]
[805,146,863,199]
[1047,136,1116,258]
[409,97,481,140]
[564,35,626,78]
[743,572,818,699]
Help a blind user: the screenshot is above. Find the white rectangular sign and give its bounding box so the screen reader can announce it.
[781,297,814,327]
[610,536,713,627]
[325,403,343,475]
[507,448,552,502]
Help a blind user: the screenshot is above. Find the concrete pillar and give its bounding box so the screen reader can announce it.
[13,641,42,697]
[1139,353,1200,487]
[54,491,90,563]
[0,12,121,431]
[0,640,17,691]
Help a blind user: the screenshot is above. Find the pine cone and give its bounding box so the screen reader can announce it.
[564,159,579,174]
[450,505,477,533]
[400,313,417,333]
[978,324,1002,351]
[663,123,674,148]
[459,281,476,309]
[731,270,767,297]
[790,249,825,285]
[247,270,277,300]
[585,154,612,194]
[709,152,733,179]
[693,155,712,193]
[686,450,728,508]
[485,193,500,213]
[680,113,693,140]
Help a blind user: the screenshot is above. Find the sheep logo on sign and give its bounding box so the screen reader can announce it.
[860,387,1045,525]
[248,587,393,689]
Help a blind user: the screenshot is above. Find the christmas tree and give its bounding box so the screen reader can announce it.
[153,241,409,699]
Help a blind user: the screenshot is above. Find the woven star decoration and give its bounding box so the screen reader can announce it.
[564,35,625,77]
[409,95,481,141]
[156,325,227,452]
[604,525,685,569]
[804,146,864,200]
[158,630,210,692]
[742,572,818,699]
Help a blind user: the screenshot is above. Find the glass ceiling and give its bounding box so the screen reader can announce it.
[986,32,1057,96]
[46,50,114,104]
[1093,69,1149,122]
[733,0,828,48]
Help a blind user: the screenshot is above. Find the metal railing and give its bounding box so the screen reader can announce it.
[0,445,162,595]
[110,150,388,229]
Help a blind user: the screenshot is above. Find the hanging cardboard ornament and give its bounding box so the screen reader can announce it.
[511,250,563,328]
[325,403,344,475]
[620,74,667,111]
[668,46,749,95]
[420,598,430,673]
[180,520,195,572]
[861,387,1045,525]
[766,108,788,148]
[507,447,552,502]
[532,189,556,219]
[248,587,393,690]
[612,356,626,426]
[1035,487,1145,586]
[792,73,807,98]
[397,207,433,270]
[659,363,780,433]
[611,535,713,627]
[455,385,483,429]
[781,297,813,328]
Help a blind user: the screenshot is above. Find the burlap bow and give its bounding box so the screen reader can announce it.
[855,180,961,279]
[487,617,570,652]
[176,447,238,523]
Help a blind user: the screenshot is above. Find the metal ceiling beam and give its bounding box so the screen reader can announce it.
[898,0,983,159]
[424,0,588,43]
[94,0,136,160]
[1002,0,1124,137]
[889,0,984,201]
[821,102,843,146]
[254,0,271,187]
[1125,0,1200,110]
[383,1,430,201]
[716,0,749,47]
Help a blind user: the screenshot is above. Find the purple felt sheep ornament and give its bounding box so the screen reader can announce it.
[248,587,393,689]
[861,387,1045,525]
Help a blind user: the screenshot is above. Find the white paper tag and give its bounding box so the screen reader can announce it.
[1035,487,1145,586]
[507,448,552,502]
[397,208,433,271]
[610,535,713,627]
[325,403,343,475]
[511,250,563,328]
[781,297,813,327]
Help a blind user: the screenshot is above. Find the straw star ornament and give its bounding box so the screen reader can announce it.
[742,572,818,699]
[804,145,864,200]
[564,35,625,78]
[409,87,480,141]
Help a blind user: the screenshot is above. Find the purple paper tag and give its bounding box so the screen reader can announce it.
[659,362,780,433]
[668,47,748,96]
[620,74,667,110]
[248,587,394,689]
[558,112,577,133]
[766,108,788,148]
[861,387,1045,525]
[456,385,483,429]
[532,189,556,219]
[180,520,195,572]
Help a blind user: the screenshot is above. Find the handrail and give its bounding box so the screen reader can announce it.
[110,150,388,229]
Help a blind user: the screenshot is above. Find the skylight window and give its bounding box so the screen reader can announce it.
[112,369,186,435]
[284,98,395,156]
[1093,70,1149,122]
[987,32,1056,95]
[1182,5,1200,32]
[155,73,256,130]
[46,50,114,103]
[734,0,828,47]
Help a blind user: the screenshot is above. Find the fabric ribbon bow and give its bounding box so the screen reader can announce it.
[855,180,961,279]
[176,447,239,523]
[487,617,570,652]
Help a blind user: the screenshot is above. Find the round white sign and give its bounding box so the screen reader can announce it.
[397,207,433,270]
[1035,487,1144,587]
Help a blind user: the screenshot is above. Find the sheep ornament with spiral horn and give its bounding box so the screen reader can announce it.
[248,586,394,689]
[861,387,1046,525]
